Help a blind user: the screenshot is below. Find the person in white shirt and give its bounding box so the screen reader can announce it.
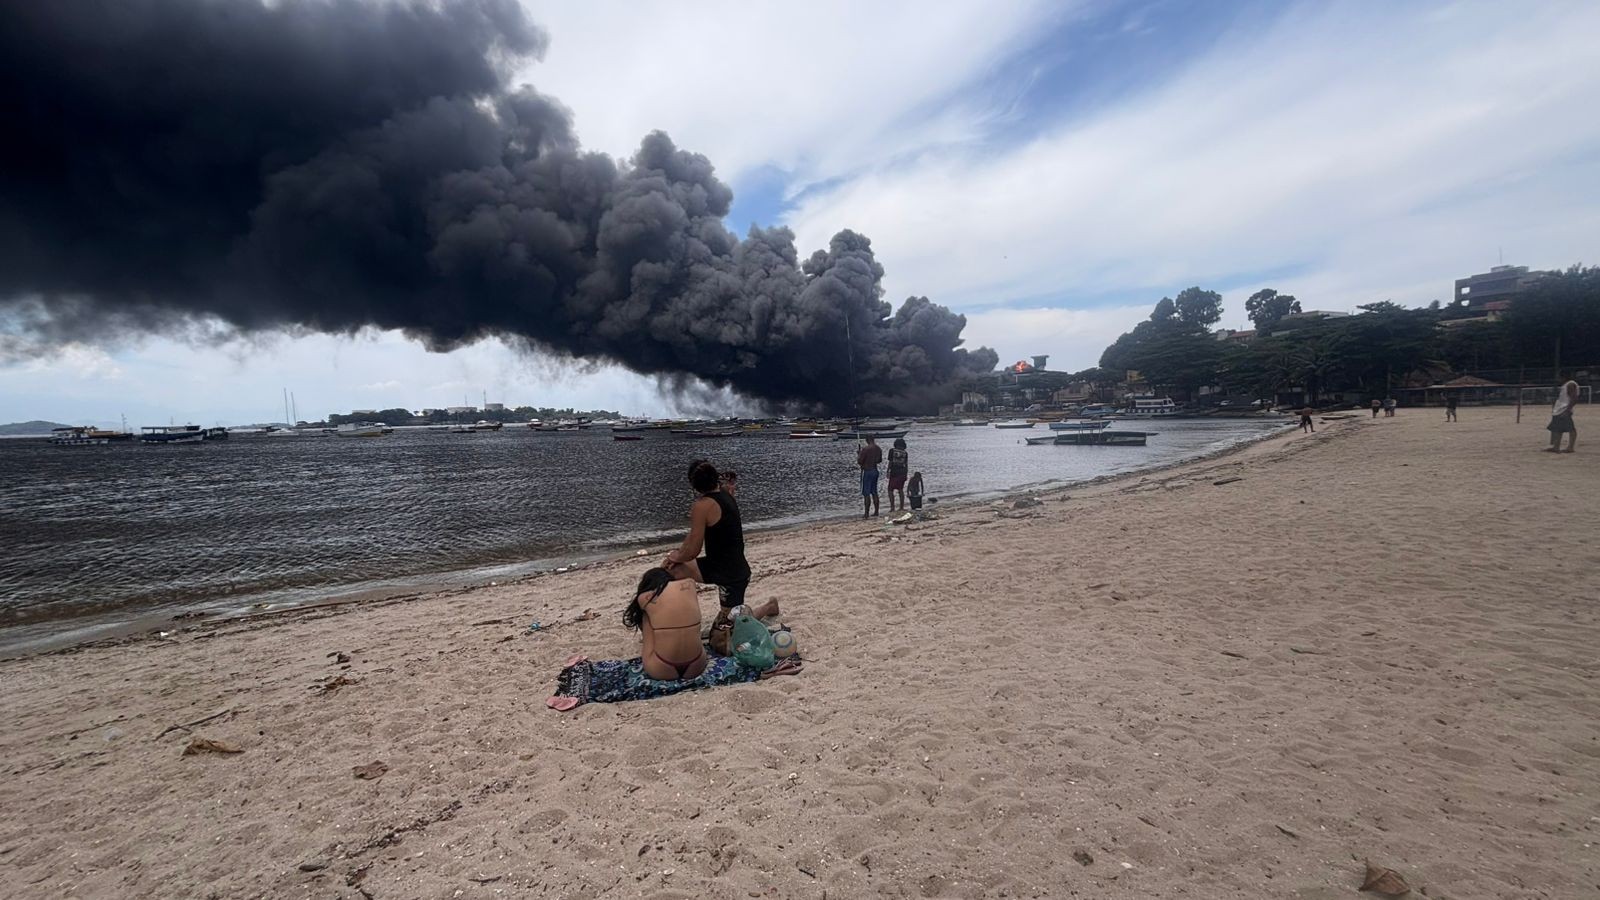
[1546,379,1579,453]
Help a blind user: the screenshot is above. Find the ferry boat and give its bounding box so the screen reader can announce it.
[140,425,206,444]
[1121,397,1178,418]
[50,426,110,446]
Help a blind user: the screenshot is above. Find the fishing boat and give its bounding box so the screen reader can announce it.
[687,428,742,439]
[1120,397,1179,418]
[832,429,909,440]
[788,431,833,440]
[854,420,913,432]
[613,434,644,442]
[953,419,988,426]
[1023,434,1057,446]
[611,421,651,432]
[203,427,230,441]
[993,420,1035,429]
[1053,430,1151,446]
[336,423,385,438]
[140,425,206,444]
[1079,404,1118,417]
[1048,419,1113,431]
[50,426,111,446]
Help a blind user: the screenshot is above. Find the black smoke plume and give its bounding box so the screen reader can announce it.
[0,0,997,414]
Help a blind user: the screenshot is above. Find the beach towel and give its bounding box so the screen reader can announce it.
[547,648,762,711]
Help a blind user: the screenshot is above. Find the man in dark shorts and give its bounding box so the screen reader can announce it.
[665,460,777,631]
[1445,394,1458,422]
[857,436,883,519]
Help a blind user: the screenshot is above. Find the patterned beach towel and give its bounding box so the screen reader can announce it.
[547,648,762,711]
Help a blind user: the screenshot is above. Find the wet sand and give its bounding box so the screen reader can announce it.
[2,409,1596,898]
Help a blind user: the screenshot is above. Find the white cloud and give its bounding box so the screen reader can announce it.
[522,0,1067,184]
[960,304,1149,373]
[356,379,403,392]
[784,2,1600,320]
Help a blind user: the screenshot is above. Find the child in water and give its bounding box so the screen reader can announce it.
[907,471,925,511]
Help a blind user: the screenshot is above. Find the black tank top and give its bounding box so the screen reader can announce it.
[703,490,749,577]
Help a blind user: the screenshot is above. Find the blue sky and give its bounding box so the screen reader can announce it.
[4,0,1599,426]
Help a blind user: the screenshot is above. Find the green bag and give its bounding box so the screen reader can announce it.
[729,606,775,670]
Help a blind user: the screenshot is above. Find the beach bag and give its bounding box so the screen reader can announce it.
[729,607,776,670]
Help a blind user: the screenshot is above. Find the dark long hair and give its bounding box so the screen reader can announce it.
[623,567,673,631]
[687,459,719,493]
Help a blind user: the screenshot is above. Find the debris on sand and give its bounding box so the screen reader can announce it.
[1072,850,1094,866]
[1359,860,1411,896]
[352,761,388,780]
[182,737,243,756]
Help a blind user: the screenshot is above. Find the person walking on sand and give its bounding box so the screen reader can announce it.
[1384,397,1397,417]
[1298,405,1315,433]
[886,438,909,512]
[1546,379,1580,453]
[857,436,883,518]
[1371,398,1382,418]
[1445,394,1458,423]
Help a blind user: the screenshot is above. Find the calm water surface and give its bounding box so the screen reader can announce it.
[0,419,1285,652]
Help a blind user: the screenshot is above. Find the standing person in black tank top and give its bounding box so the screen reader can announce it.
[664,460,780,630]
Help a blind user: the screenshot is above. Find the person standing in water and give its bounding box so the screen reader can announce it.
[1546,378,1580,453]
[857,436,883,518]
[665,460,778,633]
[886,437,909,512]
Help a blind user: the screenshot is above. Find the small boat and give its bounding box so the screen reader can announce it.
[832,429,909,440]
[953,419,988,426]
[471,420,502,432]
[140,425,206,444]
[688,428,742,439]
[993,420,1034,429]
[1024,435,1057,446]
[788,431,833,440]
[854,420,913,432]
[1048,419,1113,431]
[336,423,385,438]
[612,421,651,432]
[1079,404,1118,417]
[1054,430,1151,446]
[50,426,111,446]
[203,427,230,441]
[525,419,543,429]
[613,434,645,442]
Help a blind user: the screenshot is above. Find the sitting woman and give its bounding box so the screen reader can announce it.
[625,568,709,681]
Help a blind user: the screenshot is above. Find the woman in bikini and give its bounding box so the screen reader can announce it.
[625,568,709,681]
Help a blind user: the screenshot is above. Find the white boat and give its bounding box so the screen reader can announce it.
[1121,397,1179,418]
[1048,419,1114,431]
[993,420,1035,429]
[50,426,110,446]
[788,431,833,440]
[336,423,385,438]
[953,419,987,427]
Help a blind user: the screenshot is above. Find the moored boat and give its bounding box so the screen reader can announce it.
[336,423,385,438]
[613,434,644,442]
[993,420,1034,429]
[1120,397,1178,418]
[832,429,909,440]
[1048,419,1113,431]
[1023,434,1057,446]
[953,419,988,426]
[687,428,742,438]
[1053,430,1151,446]
[140,425,206,444]
[50,427,110,446]
[788,431,833,440]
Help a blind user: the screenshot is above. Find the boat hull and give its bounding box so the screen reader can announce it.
[1054,430,1150,446]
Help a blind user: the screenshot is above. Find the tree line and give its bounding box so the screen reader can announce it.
[1083,265,1599,403]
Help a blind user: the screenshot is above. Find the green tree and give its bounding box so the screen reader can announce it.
[1173,286,1223,328]
[1244,288,1301,336]
[1502,265,1600,378]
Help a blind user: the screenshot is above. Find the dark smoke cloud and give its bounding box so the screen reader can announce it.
[0,0,997,414]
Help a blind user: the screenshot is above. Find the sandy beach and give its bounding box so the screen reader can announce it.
[2,409,1596,899]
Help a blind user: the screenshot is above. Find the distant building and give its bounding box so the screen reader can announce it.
[446,406,476,415]
[484,402,505,412]
[1215,328,1256,342]
[1454,265,1547,310]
